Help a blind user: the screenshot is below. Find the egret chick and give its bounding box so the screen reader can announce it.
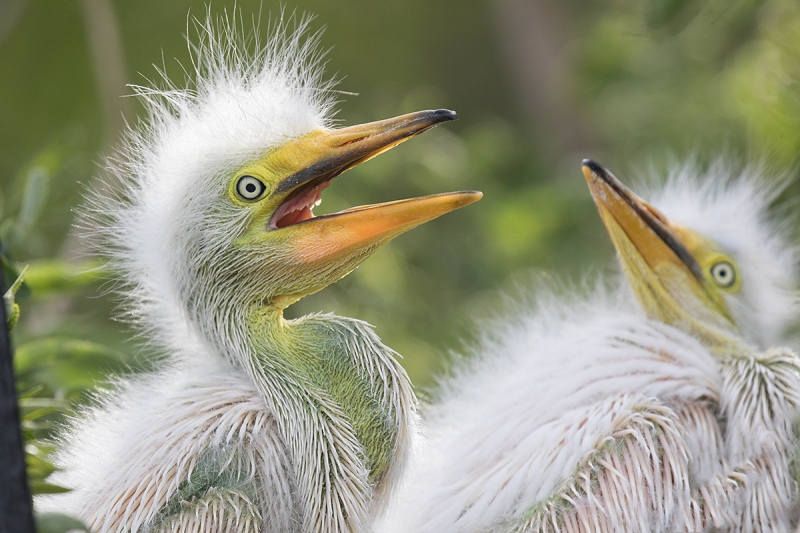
[388,160,800,532]
[41,15,480,533]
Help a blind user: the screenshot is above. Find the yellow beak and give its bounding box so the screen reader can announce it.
[582,159,703,283]
[272,109,460,200]
[291,191,481,262]
[271,110,482,263]
[582,159,738,342]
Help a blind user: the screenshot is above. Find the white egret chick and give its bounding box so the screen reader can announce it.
[41,16,481,533]
[388,160,799,532]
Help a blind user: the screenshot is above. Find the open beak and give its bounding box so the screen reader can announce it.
[270,109,482,262]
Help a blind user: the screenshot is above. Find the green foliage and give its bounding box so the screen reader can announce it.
[5,264,27,329]
[0,144,116,532]
[644,0,706,32]
[23,260,107,297]
[1,144,68,254]
[572,0,800,168]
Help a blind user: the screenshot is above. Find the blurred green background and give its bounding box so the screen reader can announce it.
[3,0,800,519]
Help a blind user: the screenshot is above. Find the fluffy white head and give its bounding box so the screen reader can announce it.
[85,13,336,360]
[642,160,799,349]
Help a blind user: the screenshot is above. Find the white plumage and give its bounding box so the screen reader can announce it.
[37,6,797,531]
[89,15,333,360]
[385,162,800,532]
[39,12,480,532]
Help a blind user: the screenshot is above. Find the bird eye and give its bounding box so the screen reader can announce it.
[235,175,266,201]
[710,261,736,288]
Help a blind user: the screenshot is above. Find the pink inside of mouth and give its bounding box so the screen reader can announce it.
[271,181,332,229]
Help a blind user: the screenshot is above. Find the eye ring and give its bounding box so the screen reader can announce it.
[710,260,736,288]
[235,175,266,201]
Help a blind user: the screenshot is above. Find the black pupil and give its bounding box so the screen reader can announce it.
[713,263,734,285]
[245,182,257,194]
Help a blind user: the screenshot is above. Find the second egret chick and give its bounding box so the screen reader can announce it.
[388,160,800,532]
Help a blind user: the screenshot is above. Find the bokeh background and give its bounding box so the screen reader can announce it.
[3,0,800,520]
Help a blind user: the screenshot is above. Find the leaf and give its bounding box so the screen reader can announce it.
[18,384,45,399]
[23,259,108,296]
[16,166,50,239]
[14,337,124,376]
[30,482,72,495]
[19,398,67,410]
[4,264,28,329]
[0,254,31,301]
[21,406,64,422]
[644,0,709,32]
[6,144,67,249]
[6,302,20,330]
[26,453,57,480]
[35,512,88,533]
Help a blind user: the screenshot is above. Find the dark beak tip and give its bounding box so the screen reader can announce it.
[582,158,606,175]
[433,109,458,122]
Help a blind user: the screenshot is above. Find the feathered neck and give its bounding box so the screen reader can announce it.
[234,307,417,532]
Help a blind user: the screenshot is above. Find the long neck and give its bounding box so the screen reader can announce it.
[239,305,416,532]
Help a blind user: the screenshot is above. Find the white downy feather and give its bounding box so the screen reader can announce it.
[384,163,800,532]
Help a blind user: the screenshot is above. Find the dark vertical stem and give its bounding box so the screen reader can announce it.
[490,0,595,153]
[78,0,130,153]
[0,273,34,532]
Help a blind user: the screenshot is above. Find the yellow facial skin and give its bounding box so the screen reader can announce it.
[582,160,744,352]
[225,109,482,309]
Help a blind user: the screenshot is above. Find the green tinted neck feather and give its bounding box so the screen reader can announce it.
[246,307,399,483]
